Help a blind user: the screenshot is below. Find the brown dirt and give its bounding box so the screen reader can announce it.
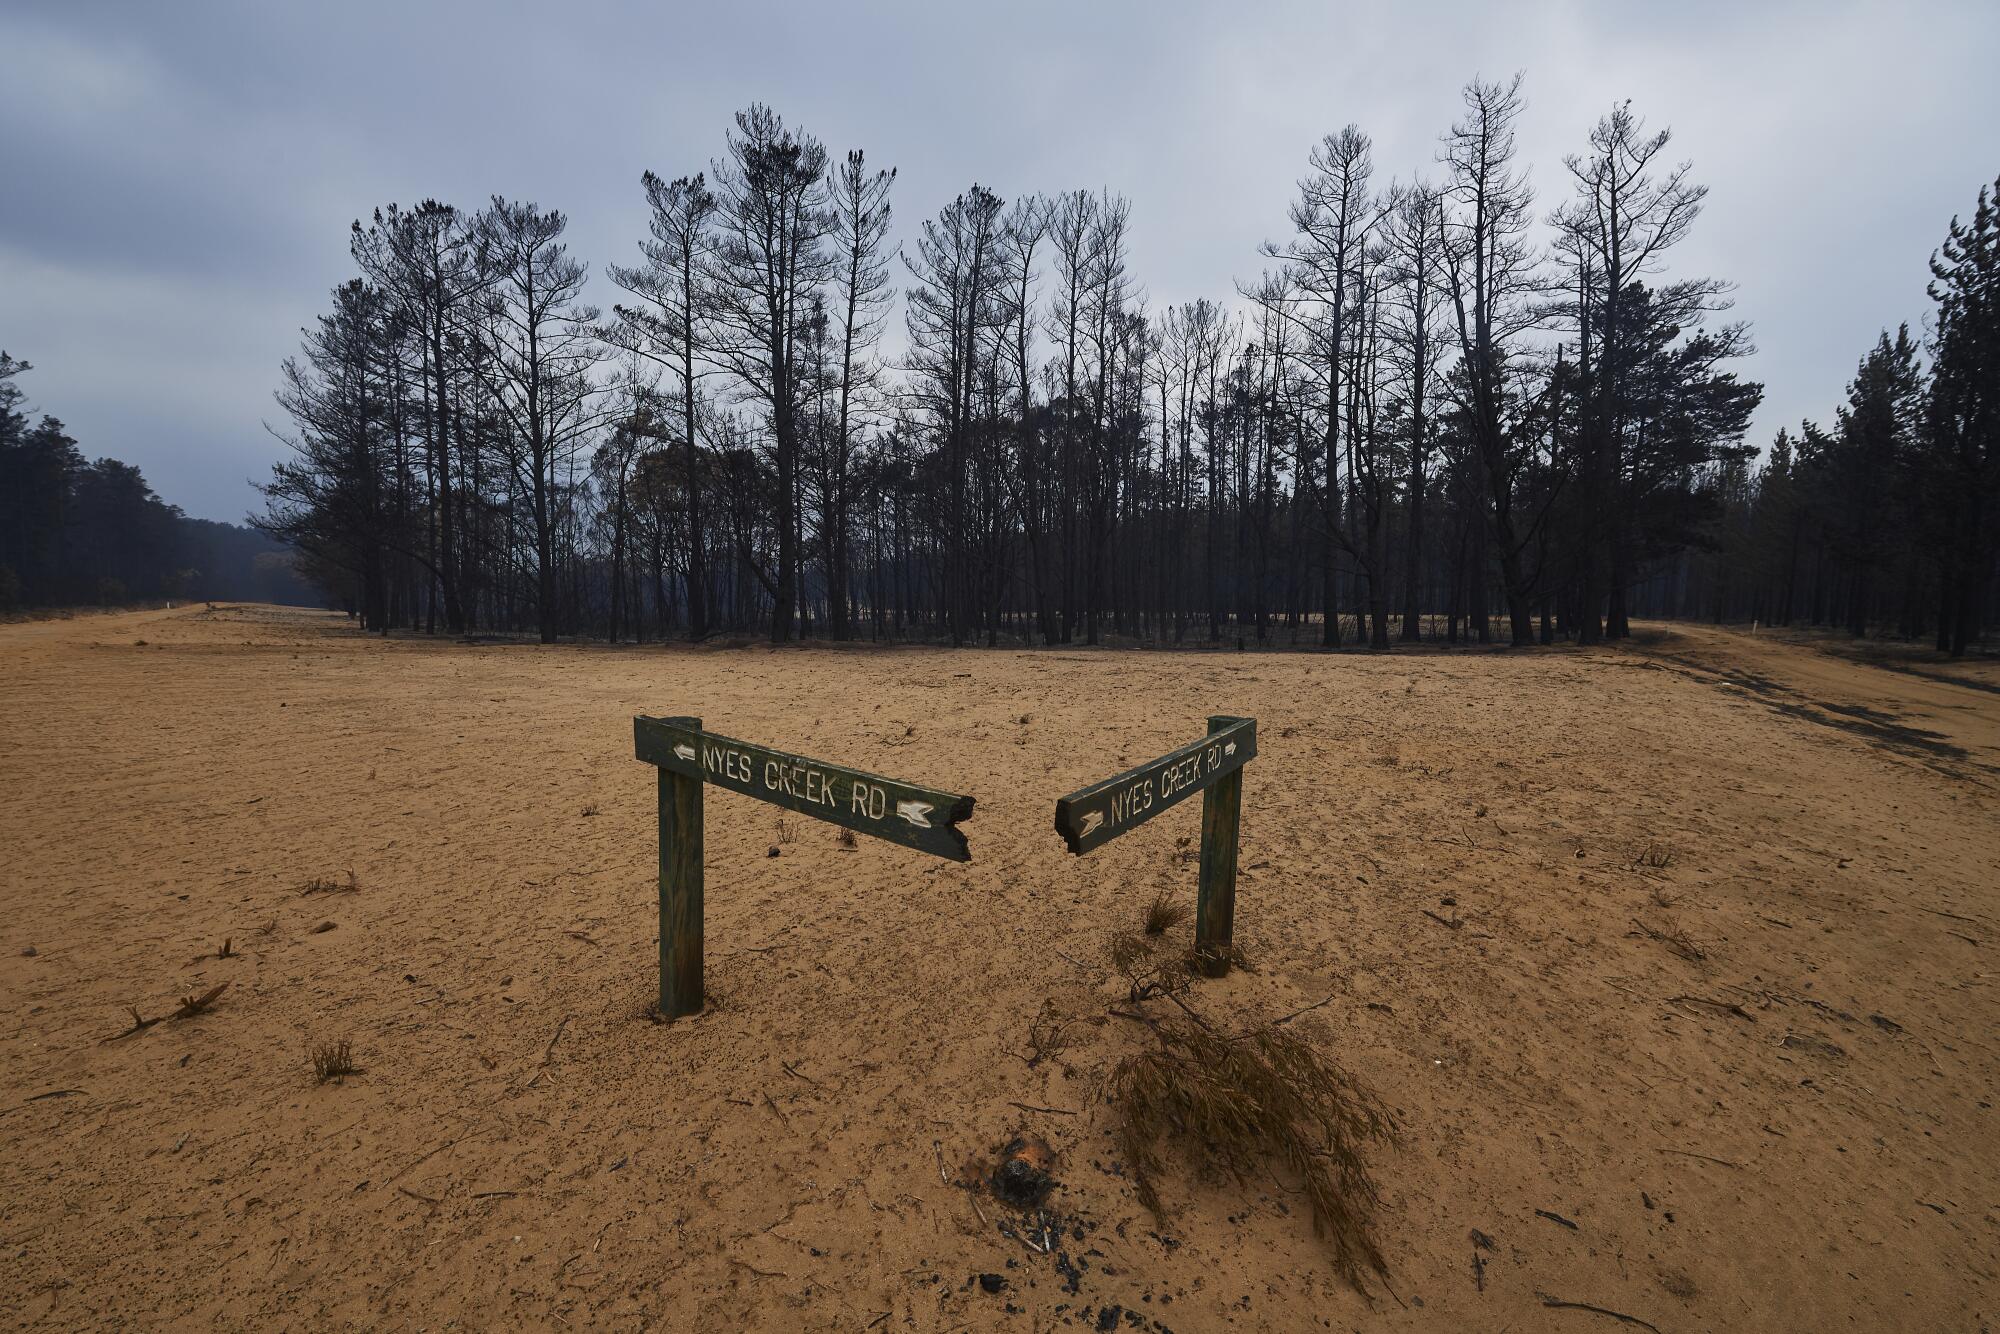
[2,604,1995,1330]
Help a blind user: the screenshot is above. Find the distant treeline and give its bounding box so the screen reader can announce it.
[0,354,313,611]
[258,78,1998,654]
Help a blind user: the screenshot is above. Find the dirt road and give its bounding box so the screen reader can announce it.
[2,605,1994,1330]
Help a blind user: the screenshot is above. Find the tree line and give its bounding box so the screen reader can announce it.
[257,79,1998,655]
[0,353,309,611]
[1668,190,1999,654]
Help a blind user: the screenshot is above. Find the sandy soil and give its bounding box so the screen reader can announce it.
[1,605,1995,1332]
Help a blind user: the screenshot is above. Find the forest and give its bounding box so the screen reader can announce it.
[253,76,1999,655]
[0,353,310,611]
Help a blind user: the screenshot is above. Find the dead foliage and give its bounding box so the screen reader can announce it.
[1143,892,1190,937]
[172,984,228,1019]
[311,1039,361,1083]
[1107,1007,1396,1291]
[1632,915,1704,962]
[1633,842,1676,870]
[774,816,796,845]
[1109,930,1196,1002]
[579,802,600,818]
[1026,1000,1075,1071]
[835,827,858,850]
[1110,928,1252,1003]
[300,871,359,896]
[1102,922,1383,1283]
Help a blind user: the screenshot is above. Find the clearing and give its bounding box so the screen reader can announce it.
[1,605,1994,1330]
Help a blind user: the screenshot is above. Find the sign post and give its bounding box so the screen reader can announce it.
[634,714,974,1017]
[1053,715,1256,975]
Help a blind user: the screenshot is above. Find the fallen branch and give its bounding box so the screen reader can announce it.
[1007,1100,1079,1117]
[1656,1147,1740,1168]
[1266,993,1338,1028]
[1667,995,1754,1023]
[0,1089,86,1118]
[541,1015,572,1066]
[1536,1292,1662,1332]
[172,983,229,1019]
[104,1006,162,1042]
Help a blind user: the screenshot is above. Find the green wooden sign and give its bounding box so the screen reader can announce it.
[635,716,974,861]
[1053,715,1255,855]
[634,715,975,1017]
[1053,715,1255,977]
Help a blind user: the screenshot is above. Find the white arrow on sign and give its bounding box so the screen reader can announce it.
[1224,741,1237,756]
[1079,810,1104,836]
[895,800,934,828]
[672,742,696,762]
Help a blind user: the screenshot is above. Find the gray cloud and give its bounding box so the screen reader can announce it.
[3,0,1994,522]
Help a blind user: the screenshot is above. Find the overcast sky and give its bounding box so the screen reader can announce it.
[3,0,1994,524]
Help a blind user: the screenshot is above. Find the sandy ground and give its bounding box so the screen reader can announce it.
[1,605,1995,1332]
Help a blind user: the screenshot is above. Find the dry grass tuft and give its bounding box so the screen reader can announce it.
[1634,842,1675,870]
[580,802,600,818]
[1109,930,1196,1002]
[311,1039,361,1083]
[774,816,796,845]
[1108,1012,1396,1291]
[1633,915,1704,962]
[1143,892,1191,937]
[835,827,858,850]
[300,871,359,896]
[1026,1000,1075,1070]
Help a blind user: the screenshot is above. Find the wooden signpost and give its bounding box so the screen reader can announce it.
[633,715,974,1017]
[1053,715,1256,975]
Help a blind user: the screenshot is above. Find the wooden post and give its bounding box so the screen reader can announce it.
[1195,714,1241,977]
[658,715,705,1018]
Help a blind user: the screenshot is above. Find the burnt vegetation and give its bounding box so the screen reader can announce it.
[1103,924,1395,1290]
[129,80,1989,656]
[310,1039,361,1083]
